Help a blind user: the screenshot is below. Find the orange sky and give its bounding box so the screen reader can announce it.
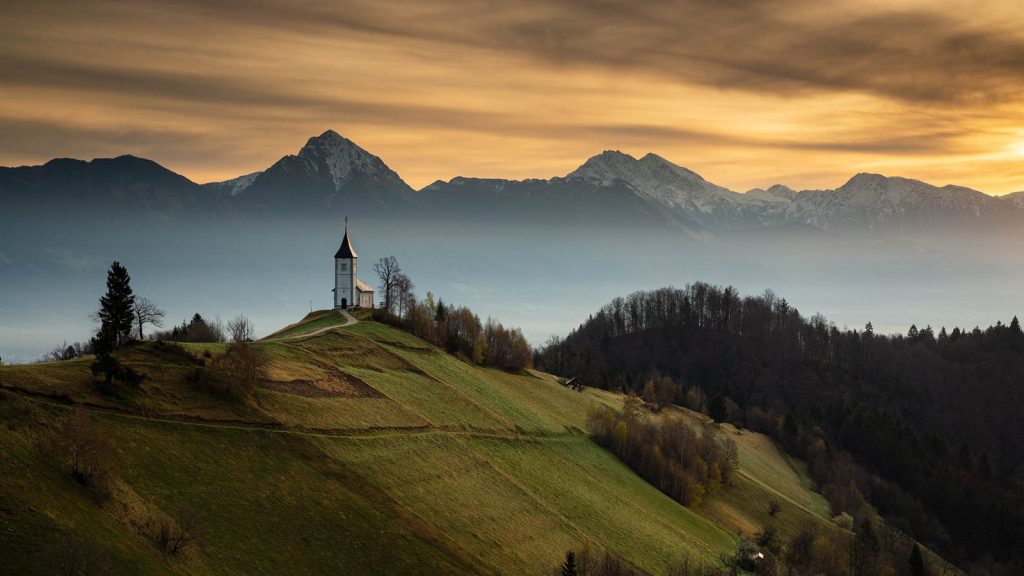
[2,0,1024,193]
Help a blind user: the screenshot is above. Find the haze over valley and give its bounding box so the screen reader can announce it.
[3,130,1023,362]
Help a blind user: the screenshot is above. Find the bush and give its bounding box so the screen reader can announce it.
[90,354,145,393]
[833,511,855,530]
[186,342,266,399]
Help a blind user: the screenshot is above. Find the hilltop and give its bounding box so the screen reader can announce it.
[0,312,941,574]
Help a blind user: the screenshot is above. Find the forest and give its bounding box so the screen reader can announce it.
[536,283,1024,574]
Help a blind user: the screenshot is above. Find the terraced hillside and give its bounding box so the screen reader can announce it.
[1,312,847,575]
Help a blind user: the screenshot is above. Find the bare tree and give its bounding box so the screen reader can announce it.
[227,315,255,343]
[373,255,402,314]
[221,342,268,397]
[394,273,414,319]
[157,505,202,555]
[133,297,165,340]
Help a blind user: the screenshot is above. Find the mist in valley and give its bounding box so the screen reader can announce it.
[3,211,1020,364]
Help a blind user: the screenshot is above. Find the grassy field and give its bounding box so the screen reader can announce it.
[0,312,892,574]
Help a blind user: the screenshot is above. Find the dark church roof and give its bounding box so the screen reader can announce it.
[334,225,358,259]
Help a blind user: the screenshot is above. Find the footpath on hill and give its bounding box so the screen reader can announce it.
[262,309,358,341]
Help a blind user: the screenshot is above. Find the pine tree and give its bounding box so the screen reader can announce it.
[560,550,578,576]
[709,395,728,422]
[908,544,926,576]
[97,261,135,347]
[783,412,799,440]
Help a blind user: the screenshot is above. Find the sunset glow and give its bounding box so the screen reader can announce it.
[2,0,1024,193]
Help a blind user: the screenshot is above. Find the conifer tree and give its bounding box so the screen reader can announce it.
[97,261,135,347]
[560,550,578,576]
[909,544,926,576]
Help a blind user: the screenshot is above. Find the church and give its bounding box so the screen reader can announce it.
[332,221,374,309]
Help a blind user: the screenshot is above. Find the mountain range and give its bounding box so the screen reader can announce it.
[3,129,1023,234]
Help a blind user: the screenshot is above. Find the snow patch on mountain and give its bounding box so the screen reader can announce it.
[566,150,788,227]
[212,171,261,196]
[744,185,795,203]
[297,130,398,190]
[784,173,1013,229]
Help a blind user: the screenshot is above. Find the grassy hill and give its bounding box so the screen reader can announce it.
[1,311,856,575]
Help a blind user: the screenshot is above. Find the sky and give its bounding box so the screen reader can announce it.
[2,0,1024,193]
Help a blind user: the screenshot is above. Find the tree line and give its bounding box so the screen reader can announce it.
[554,515,934,576]
[372,255,532,371]
[537,283,1024,574]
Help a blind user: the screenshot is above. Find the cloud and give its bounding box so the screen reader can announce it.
[44,247,104,271]
[1,0,1023,193]
[146,0,1024,105]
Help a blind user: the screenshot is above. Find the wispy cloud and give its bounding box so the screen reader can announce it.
[2,0,1023,192]
[44,247,104,271]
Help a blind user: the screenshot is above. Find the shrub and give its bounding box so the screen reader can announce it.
[833,511,855,530]
[186,342,266,399]
[90,354,145,394]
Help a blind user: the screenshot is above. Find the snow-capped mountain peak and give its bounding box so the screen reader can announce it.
[566,150,779,227]
[783,172,1014,230]
[566,150,640,182]
[297,130,396,190]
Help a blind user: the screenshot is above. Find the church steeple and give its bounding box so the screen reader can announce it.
[334,217,358,259]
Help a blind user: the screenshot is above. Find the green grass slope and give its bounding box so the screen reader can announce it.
[0,312,850,575]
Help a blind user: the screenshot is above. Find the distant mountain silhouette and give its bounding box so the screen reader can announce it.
[205,130,418,216]
[5,129,1024,233]
[0,155,214,215]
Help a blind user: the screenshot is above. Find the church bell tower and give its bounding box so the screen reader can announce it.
[333,218,358,309]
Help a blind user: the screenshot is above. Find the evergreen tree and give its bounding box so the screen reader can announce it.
[97,261,135,347]
[91,262,144,391]
[709,395,728,422]
[560,550,578,576]
[783,412,799,440]
[1011,316,1022,335]
[908,544,926,576]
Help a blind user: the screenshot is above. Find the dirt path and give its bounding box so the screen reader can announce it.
[264,310,358,341]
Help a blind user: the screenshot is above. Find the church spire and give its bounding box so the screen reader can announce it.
[334,216,358,259]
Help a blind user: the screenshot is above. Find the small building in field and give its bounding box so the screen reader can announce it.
[333,221,374,309]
